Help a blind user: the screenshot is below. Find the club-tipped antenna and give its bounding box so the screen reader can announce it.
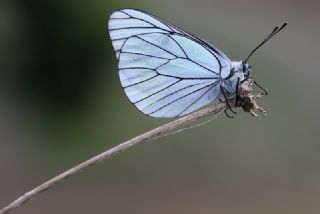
[244,22,288,63]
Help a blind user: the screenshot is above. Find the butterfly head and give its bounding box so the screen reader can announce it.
[230,61,251,80]
[242,62,252,78]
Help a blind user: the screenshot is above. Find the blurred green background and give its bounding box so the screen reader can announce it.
[1,0,320,213]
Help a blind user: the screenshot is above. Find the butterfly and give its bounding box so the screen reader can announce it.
[108,8,287,118]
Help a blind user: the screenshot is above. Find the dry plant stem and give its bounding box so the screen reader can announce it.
[0,102,227,214]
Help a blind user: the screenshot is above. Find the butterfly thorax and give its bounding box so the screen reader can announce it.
[221,61,252,95]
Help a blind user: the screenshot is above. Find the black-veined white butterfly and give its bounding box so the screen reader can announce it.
[108,8,287,118]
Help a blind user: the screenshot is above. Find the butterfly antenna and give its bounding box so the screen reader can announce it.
[244,22,288,63]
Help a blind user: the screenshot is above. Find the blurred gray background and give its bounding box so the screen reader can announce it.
[1,0,320,213]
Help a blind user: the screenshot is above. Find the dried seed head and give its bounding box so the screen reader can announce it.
[236,78,267,117]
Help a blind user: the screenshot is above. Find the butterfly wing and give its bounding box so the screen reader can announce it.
[108,9,231,117]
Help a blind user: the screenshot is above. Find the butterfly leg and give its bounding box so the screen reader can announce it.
[220,85,237,114]
[235,77,241,106]
[219,97,235,118]
[253,80,268,95]
[224,109,235,118]
[220,85,237,119]
[240,76,250,83]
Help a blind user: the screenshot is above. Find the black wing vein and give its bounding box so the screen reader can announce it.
[132,79,181,104]
[148,83,214,116]
[177,83,218,116]
[140,80,215,108]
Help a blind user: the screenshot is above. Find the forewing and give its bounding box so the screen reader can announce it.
[108,9,231,69]
[109,9,173,59]
[108,9,229,117]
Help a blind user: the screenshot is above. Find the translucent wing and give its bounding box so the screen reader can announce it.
[108,9,231,117]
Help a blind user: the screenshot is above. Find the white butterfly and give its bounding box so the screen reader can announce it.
[108,8,287,118]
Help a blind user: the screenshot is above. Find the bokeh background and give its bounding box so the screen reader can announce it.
[1,0,320,213]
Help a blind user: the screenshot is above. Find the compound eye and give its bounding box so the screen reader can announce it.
[242,64,246,71]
